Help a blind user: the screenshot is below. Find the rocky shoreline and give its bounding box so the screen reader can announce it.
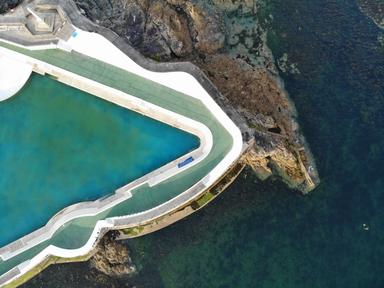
[70,0,319,193]
[2,0,320,286]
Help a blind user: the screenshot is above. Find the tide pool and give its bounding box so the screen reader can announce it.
[0,73,199,247]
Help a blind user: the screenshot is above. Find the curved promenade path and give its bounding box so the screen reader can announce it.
[0,28,243,286]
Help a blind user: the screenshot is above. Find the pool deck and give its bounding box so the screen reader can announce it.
[0,43,213,259]
[0,11,243,287]
[0,55,32,101]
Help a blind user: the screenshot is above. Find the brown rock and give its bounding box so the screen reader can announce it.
[184,2,225,54]
[196,54,318,192]
[165,0,185,6]
[243,132,314,192]
[197,54,296,137]
[136,0,149,10]
[90,237,136,277]
[138,0,196,58]
[146,1,193,57]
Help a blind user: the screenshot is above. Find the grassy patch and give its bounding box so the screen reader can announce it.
[121,226,145,237]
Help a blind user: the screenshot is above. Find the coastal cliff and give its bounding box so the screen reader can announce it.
[74,0,319,193]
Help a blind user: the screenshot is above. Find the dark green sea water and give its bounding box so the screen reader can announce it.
[127,1,384,287]
[25,0,384,287]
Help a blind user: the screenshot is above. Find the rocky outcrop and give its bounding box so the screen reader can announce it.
[75,0,225,59]
[243,132,315,193]
[161,1,225,54]
[90,234,136,277]
[211,0,255,13]
[197,54,317,192]
[75,0,147,47]
[71,0,319,193]
[144,1,193,57]
[0,0,21,14]
[197,55,296,136]
[182,2,225,54]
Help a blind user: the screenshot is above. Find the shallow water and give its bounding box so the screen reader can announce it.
[25,0,384,287]
[0,73,198,247]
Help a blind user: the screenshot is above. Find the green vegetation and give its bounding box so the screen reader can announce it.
[196,192,215,208]
[121,226,145,237]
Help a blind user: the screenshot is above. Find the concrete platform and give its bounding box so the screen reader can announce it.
[0,56,32,101]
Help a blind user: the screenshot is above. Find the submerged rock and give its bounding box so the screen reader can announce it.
[358,0,384,29]
[197,54,296,135]
[211,0,256,13]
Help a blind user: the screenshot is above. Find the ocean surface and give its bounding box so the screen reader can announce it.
[0,73,198,247]
[26,0,384,287]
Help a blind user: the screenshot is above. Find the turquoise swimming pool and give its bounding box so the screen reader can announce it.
[0,73,199,247]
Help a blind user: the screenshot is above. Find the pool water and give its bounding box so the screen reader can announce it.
[0,73,199,247]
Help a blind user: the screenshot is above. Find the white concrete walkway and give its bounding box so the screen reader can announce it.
[0,55,32,101]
